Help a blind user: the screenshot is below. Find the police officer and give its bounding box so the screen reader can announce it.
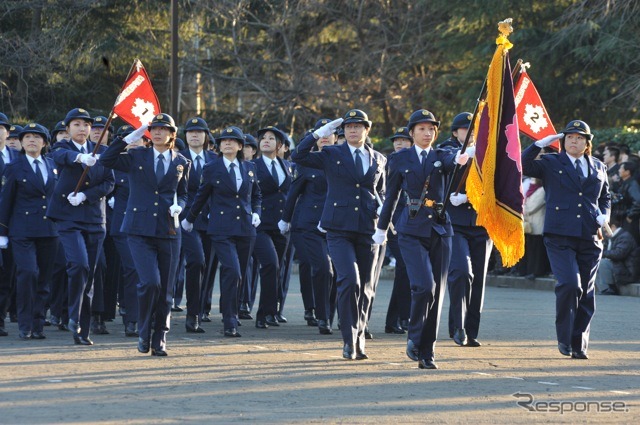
[108,124,143,337]
[100,114,189,356]
[522,120,610,360]
[47,108,115,346]
[90,116,114,144]
[292,109,386,360]
[439,112,494,347]
[182,126,261,338]
[373,109,471,369]
[251,126,292,329]
[280,118,337,334]
[6,125,23,150]
[0,124,58,339]
[238,133,258,319]
[179,117,216,333]
[51,120,69,143]
[384,126,413,334]
[0,112,19,336]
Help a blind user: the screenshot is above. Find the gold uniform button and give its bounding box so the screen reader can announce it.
[578,204,582,207]
[428,215,433,219]
[355,196,360,199]
[133,208,137,211]
[42,206,46,209]
[139,166,143,170]
[354,207,359,211]
[356,184,360,188]
[155,191,158,195]
[220,211,224,215]
[42,196,46,199]
[578,192,583,196]
[577,215,581,218]
[467,206,472,209]
[154,202,158,206]
[559,170,563,174]
[43,217,47,220]
[334,202,337,206]
[555,207,559,210]
[311,175,315,178]
[236,206,240,209]
[236,216,240,220]
[85,182,89,186]
[236,195,239,199]
[120,179,125,183]
[279,199,283,203]
[153,213,157,217]
[25,212,29,215]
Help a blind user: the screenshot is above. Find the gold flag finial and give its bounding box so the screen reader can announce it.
[496,18,514,50]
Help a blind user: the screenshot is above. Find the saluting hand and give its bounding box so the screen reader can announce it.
[313,118,343,139]
[535,133,563,148]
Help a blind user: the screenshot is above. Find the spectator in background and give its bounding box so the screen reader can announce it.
[596,213,638,295]
[522,175,551,280]
[603,145,621,191]
[617,161,640,245]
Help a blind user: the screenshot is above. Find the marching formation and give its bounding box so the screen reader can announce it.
[0,106,610,368]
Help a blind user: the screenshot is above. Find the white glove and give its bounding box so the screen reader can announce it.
[169,205,182,216]
[181,219,193,232]
[107,197,115,209]
[596,214,607,227]
[67,192,87,206]
[78,153,97,167]
[376,205,382,216]
[252,213,261,228]
[0,236,8,249]
[450,192,468,206]
[124,124,148,144]
[535,133,563,148]
[372,228,387,245]
[455,151,470,166]
[464,146,476,158]
[317,222,327,233]
[278,220,290,235]
[313,118,343,139]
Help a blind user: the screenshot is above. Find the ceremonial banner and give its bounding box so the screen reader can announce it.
[514,69,558,148]
[113,59,160,133]
[466,33,524,267]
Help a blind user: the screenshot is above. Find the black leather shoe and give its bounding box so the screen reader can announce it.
[385,324,406,334]
[151,348,168,357]
[31,331,46,340]
[255,320,268,329]
[58,323,69,331]
[0,327,7,337]
[138,338,150,353]
[44,319,51,327]
[265,315,279,327]
[318,320,333,335]
[418,359,438,369]
[453,328,467,346]
[200,313,212,322]
[466,338,481,347]
[125,322,139,337]
[364,328,373,340]
[91,315,109,335]
[307,317,318,326]
[224,328,241,337]
[304,309,317,326]
[9,313,17,323]
[558,342,572,356]
[406,339,419,361]
[355,348,369,360]
[19,331,32,340]
[342,343,355,360]
[571,351,589,359]
[74,336,94,346]
[239,311,253,320]
[185,316,205,333]
[275,313,288,323]
[171,305,183,312]
[400,319,409,331]
[49,315,61,326]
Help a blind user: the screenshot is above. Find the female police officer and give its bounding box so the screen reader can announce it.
[522,120,610,360]
[100,114,189,356]
[181,126,261,338]
[0,124,58,340]
[373,109,470,369]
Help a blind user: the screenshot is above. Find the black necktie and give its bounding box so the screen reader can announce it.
[80,146,86,154]
[354,149,364,179]
[156,154,165,184]
[229,163,238,191]
[0,151,4,166]
[195,155,202,175]
[575,159,584,179]
[271,160,280,185]
[34,159,45,185]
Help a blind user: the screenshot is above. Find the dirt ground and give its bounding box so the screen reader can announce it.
[0,277,638,424]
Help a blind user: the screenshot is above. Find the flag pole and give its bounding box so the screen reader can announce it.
[73,59,140,195]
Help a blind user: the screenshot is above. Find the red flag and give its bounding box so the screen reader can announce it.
[514,69,558,148]
[113,60,161,132]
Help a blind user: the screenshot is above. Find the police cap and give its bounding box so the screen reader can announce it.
[64,108,94,126]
